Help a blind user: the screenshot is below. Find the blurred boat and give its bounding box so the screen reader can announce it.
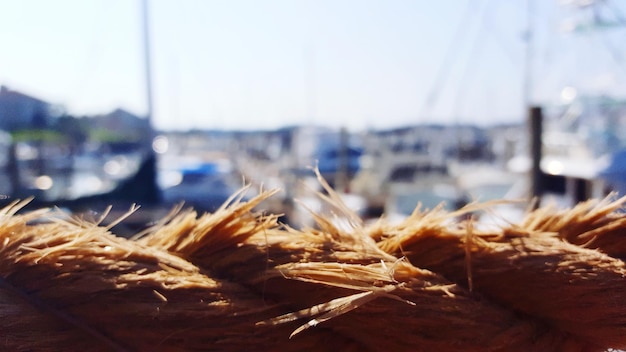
[158,154,242,212]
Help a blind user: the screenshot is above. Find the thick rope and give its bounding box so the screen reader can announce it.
[0,192,625,351]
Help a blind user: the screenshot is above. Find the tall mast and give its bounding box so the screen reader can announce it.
[141,0,154,130]
[523,0,534,108]
[138,0,160,203]
[524,0,543,204]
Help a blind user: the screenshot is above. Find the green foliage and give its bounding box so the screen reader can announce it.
[89,128,130,143]
[14,115,146,146]
[11,129,66,143]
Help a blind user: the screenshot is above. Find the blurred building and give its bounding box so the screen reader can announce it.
[0,85,57,131]
[91,108,151,142]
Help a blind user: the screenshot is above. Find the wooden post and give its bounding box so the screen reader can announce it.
[530,106,543,205]
[336,127,349,193]
[7,142,21,197]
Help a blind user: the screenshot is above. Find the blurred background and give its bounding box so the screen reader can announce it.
[1,0,626,231]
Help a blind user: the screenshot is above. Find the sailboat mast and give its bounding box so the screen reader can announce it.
[141,0,154,131]
[523,0,534,108]
[137,0,160,203]
[523,0,543,204]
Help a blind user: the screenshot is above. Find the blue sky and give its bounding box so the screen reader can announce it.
[0,0,625,131]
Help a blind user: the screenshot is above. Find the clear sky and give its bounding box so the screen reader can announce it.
[0,0,625,131]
